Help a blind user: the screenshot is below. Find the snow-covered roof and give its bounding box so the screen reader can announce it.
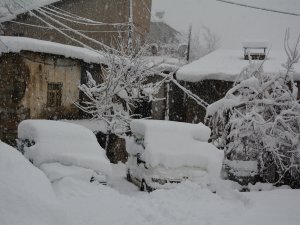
[145,55,185,72]
[0,0,61,23]
[146,21,181,45]
[176,49,300,82]
[129,120,223,176]
[242,40,269,49]
[0,36,105,64]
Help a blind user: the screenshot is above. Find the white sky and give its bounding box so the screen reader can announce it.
[152,0,300,49]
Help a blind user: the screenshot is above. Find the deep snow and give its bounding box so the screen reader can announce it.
[0,141,65,225]
[54,163,300,225]
[1,143,300,225]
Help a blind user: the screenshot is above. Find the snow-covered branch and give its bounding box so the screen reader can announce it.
[75,44,163,134]
[207,30,300,187]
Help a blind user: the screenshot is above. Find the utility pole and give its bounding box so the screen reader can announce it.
[128,0,133,50]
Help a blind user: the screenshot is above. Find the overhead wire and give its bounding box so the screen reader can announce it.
[9,21,128,33]
[40,6,128,27]
[216,0,300,17]
[12,0,116,56]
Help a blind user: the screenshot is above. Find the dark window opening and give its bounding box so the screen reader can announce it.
[47,82,62,107]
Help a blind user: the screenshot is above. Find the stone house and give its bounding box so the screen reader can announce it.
[0,0,152,163]
[173,47,300,124]
[0,0,152,49]
[0,36,106,146]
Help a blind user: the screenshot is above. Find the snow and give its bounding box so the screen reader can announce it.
[129,120,223,177]
[18,120,111,176]
[40,163,96,183]
[61,119,108,133]
[1,153,300,225]
[131,119,211,142]
[53,164,300,225]
[206,96,241,117]
[0,141,65,225]
[0,0,61,23]
[176,49,300,82]
[145,55,185,72]
[224,159,258,177]
[242,40,269,48]
[0,36,106,64]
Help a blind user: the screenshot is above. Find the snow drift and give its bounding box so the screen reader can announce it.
[0,141,65,225]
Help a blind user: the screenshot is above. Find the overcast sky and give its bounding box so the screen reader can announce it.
[152,0,300,49]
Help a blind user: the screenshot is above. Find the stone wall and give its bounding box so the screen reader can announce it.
[0,53,30,146]
[0,52,82,145]
[20,52,81,119]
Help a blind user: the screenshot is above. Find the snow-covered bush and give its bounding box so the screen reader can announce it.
[76,44,163,135]
[207,32,300,187]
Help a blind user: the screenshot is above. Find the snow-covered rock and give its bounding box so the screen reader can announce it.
[18,120,111,176]
[0,141,65,225]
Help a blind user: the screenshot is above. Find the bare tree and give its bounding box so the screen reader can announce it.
[75,42,164,135]
[189,26,221,61]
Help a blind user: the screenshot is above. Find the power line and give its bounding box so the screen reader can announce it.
[9,20,127,33]
[216,0,300,17]
[36,7,115,51]
[41,6,129,26]
[12,0,114,54]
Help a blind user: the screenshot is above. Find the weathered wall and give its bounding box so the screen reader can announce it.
[0,52,81,145]
[132,0,151,36]
[0,53,30,145]
[3,0,152,49]
[20,52,81,119]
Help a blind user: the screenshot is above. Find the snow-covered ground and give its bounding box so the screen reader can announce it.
[54,163,300,225]
[1,143,300,225]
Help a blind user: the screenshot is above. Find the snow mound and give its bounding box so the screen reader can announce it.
[130,120,223,177]
[18,120,111,176]
[131,119,211,142]
[0,141,65,225]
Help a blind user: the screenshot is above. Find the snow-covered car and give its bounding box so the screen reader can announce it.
[17,120,111,184]
[126,120,224,191]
